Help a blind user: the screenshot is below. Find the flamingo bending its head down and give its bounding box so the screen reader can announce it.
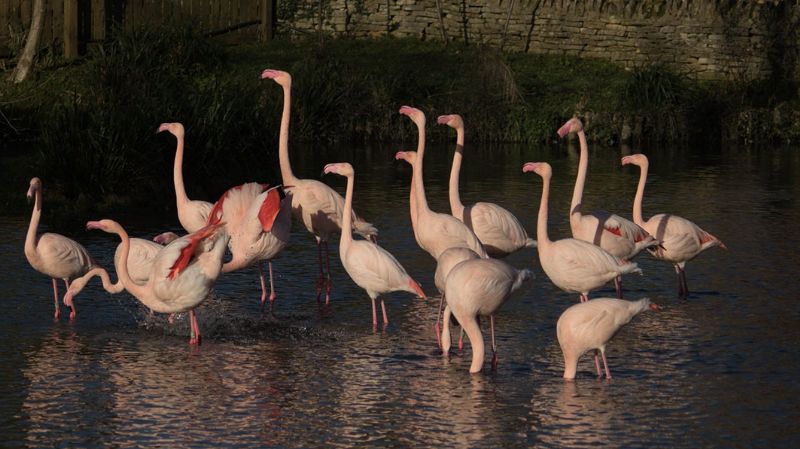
[441,258,533,373]
[621,153,727,298]
[323,162,426,328]
[557,297,660,379]
[437,113,536,257]
[86,219,229,345]
[262,69,378,304]
[522,162,641,303]
[24,177,98,320]
[557,117,659,298]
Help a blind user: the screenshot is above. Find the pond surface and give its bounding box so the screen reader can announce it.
[1,141,798,448]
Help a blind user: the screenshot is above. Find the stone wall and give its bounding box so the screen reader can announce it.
[282,0,799,81]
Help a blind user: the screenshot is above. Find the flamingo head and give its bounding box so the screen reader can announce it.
[621,154,648,168]
[557,117,583,138]
[522,162,552,178]
[26,177,41,201]
[153,231,180,245]
[436,114,463,130]
[261,69,291,86]
[157,122,184,138]
[638,297,661,312]
[399,105,425,127]
[394,151,417,165]
[86,219,124,235]
[323,162,354,178]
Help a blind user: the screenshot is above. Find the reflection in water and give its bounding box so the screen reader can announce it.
[1,143,800,448]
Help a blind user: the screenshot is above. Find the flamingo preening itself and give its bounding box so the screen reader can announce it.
[558,117,659,298]
[323,162,426,329]
[85,219,230,345]
[622,154,727,298]
[208,183,292,313]
[557,297,660,379]
[441,258,533,373]
[522,162,641,303]
[437,114,536,258]
[158,122,213,233]
[398,106,487,260]
[262,69,377,304]
[24,177,98,320]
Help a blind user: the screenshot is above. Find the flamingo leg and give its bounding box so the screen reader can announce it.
[614,276,623,299]
[601,349,612,379]
[675,265,689,298]
[380,298,389,327]
[594,349,602,377]
[189,310,202,345]
[370,296,378,329]
[268,261,277,309]
[323,241,332,305]
[490,315,498,371]
[435,294,445,350]
[51,278,60,319]
[580,293,589,303]
[315,241,325,303]
[258,262,268,311]
[458,328,465,352]
[64,279,76,320]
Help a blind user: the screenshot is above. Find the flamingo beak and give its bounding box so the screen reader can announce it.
[436,115,450,125]
[86,221,102,231]
[649,303,661,311]
[157,123,170,133]
[557,122,572,138]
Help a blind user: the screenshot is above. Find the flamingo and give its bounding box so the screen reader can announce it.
[437,114,536,257]
[262,69,378,304]
[398,106,487,260]
[64,232,180,303]
[432,247,480,349]
[522,162,641,303]
[557,297,660,379]
[24,177,97,320]
[85,219,230,345]
[558,117,659,298]
[440,258,533,373]
[208,182,292,313]
[158,122,213,233]
[622,154,727,298]
[323,162,426,328]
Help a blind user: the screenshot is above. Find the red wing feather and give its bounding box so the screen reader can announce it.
[258,187,281,232]
[167,223,224,280]
[604,225,623,237]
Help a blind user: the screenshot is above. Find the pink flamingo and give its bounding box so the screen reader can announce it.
[85,219,230,345]
[438,114,536,257]
[323,162,426,328]
[208,183,292,313]
[64,233,180,303]
[393,151,419,244]
[262,69,377,304]
[622,154,727,298]
[558,117,659,298]
[522,162,641,302]
[158,122,213,233]
[24,177,97,320]
[398,106,487,260]
[440,258,533,373]
[557,297,660,379]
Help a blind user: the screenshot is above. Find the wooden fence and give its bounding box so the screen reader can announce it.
[0,0,273,57]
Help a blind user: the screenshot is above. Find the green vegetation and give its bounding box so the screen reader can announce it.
[2,22,798,218]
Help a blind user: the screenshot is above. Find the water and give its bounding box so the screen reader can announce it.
[1,141,798,448]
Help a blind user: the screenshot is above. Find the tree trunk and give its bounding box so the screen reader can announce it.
[11,0,46,83]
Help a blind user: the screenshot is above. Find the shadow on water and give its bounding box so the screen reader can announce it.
[1,141,799,448]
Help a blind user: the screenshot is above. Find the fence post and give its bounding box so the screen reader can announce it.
[64,0,78,58]
[260,0,275,41]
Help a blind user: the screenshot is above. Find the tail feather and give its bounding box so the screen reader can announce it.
[353,217,378,240]
[525,238,538,248]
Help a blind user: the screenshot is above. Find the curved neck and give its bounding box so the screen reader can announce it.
[114,226,148,299]
[173,134,189,205]
[563,354,578,379]
[570,130,588,220]
[24,189,42,262]
[340,173,355,247]
[278,83,297,184]
[408,169,418,231]
[74,267,123,295]
[537,174,552,246]
[632,161,649,226]
[412,121,430,215]
[448,131,465,218]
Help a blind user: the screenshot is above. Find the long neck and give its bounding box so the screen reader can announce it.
[173,134,189,205]
[448,127,465,218]
[632,161,649,226]
[563,353,578,379]
[340,174,355,247]
[408,168,418,231]
[24,189,42,263]
[278,83,297,184]
[73,267,123,295]
[412,122,430,215]
[114,227,149,299]
[537,174,552,246]
[570,130,588,221]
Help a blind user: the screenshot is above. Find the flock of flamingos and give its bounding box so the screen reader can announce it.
[23,69,727,379]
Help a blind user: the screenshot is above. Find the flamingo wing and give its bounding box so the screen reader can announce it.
[180,200,214,233]
[166,223,224,280]
[468,202,530,255]
[343,241,412,295]
[36,233,93,278]
[258,186,283,232]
